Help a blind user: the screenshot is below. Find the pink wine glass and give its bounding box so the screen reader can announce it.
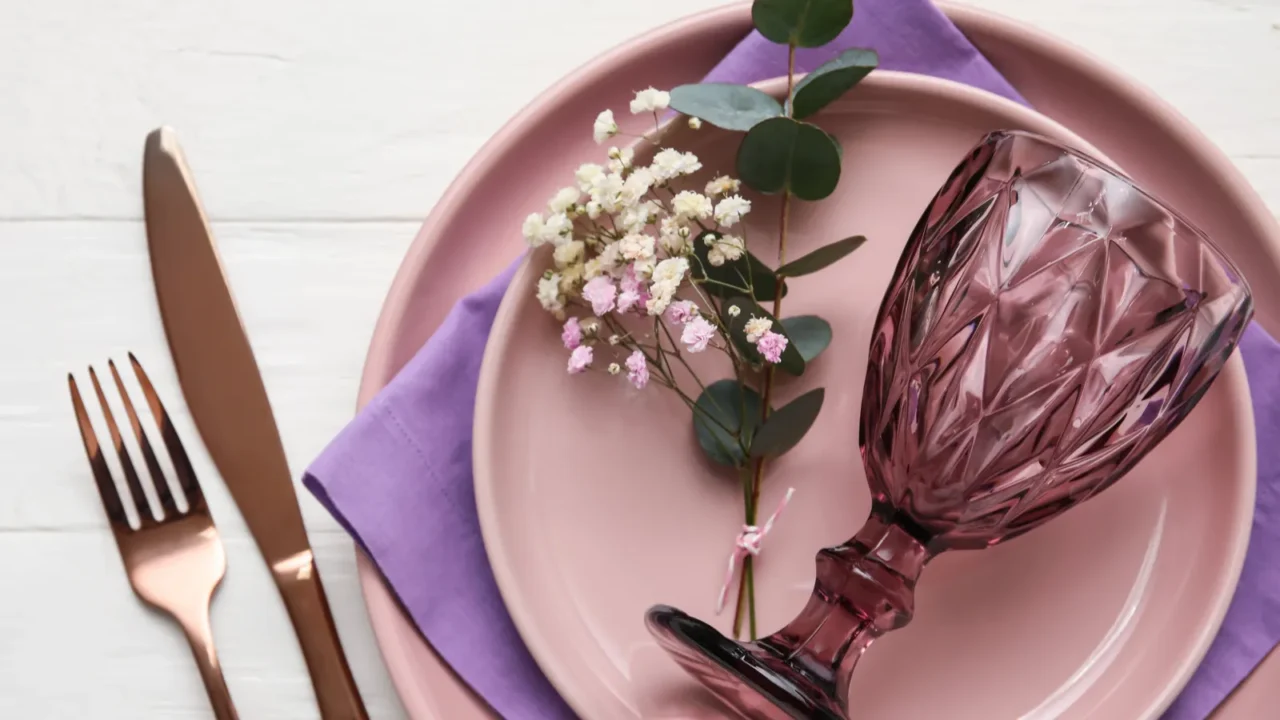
[646,131,1253,719]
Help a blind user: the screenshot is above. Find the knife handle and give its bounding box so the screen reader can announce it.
[275,552,369,720]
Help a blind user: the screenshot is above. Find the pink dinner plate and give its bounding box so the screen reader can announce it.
[354,4,1280,718]
[471,72,1255,720]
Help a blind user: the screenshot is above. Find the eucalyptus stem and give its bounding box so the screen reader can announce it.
[735,40,799,642]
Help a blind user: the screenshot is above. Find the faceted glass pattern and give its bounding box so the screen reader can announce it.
[647,131,1253,720]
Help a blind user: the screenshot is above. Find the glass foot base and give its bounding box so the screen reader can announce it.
[645,605,846,720]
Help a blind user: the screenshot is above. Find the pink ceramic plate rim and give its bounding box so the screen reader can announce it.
[354,4,1276,718]
[472,71,1255,720]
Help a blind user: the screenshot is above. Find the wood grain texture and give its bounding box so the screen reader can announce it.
[0,0,1274,717]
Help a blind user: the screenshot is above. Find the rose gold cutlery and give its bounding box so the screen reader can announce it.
[142,126,368,719]
[69,355,238,720]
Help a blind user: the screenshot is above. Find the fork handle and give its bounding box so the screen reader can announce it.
[180,614,239,720]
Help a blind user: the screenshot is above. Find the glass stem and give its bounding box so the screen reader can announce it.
[759,511,929,712]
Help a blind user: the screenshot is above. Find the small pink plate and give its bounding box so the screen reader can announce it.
[472,73,1255,720]
[355,4,1278,718]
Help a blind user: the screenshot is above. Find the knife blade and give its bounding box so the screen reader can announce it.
[143,127,368,719]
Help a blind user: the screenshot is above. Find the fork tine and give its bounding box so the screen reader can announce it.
[89,366,155,526]
[128,353,206,512]
[109,359,181,519]
[68,374,131,530]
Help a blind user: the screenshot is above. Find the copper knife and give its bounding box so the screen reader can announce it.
[143,127,368,719]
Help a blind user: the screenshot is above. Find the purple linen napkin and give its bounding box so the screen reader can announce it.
[305,2,1280,717]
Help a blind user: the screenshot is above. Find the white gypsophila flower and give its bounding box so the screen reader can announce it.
[608,363,621,375]
[687,117,703,130]
[583,257,606,280]
[705,175,741,197]
[593,110,618,144]
[558,263,584,294]
[548,186,581,215]
[713,195,752,227]
[597,241,622,274]
[744,316,773,343]
[590,172,626,213]
[584,200,603,219]
[651,256,689,287]
[650,148,702,182]
[659,226,689,256]
[575,163,606,192]
[672,190,713,221]
[607,146,635,174]
[632,256,656,279]
[619,233,656,262]
[537,273,564,313]
[620,167,655,207]
[715,234,745,263]
[553,240,585,269]
[522,213,547,247]
[630,87,671,114]
[581,318,600,336]
[707,247,726,267]
[619,200,660,233]
[608,334,621,345]
[727,305,741,317]
[543,212,574,245]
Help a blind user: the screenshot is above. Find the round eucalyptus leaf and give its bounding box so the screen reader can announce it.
[780,316,833,363]
[669,84,783,132]
[737,117,842,200]
[791,48,879,119]
[752,0,853,48]
[693,379,764,467]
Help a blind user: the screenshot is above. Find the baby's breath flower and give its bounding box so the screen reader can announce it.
[625,350,650,389]
[619,233,656,262]
[590,172,626,213]
[558,263,584,294]
[650,148,702,182]
[646,257,690,316]
[704,231,744,266]
[672,191,713,221]
[543,212,573,244]
[593,110,618,144]
[620,168,656,207]
[619,200,660,233]
[659,228,689,256]
[608,334,621,346]
[548,187,581,215]
[744,316,773,343]
[580,318,600,337]
[727,305,741,317]
[553,239,585,269]
[522,213,547,247]
[567,345,593,374]
[608,362,621,375]
[582,275,618,316]
[705,175,741,197]
[630,87,671,114]
[756,331,788,364]
[713,195,752,227]
[687,117,703,130]
[561,317,583,350]
[584,200,603,219]
[537,272,565,314]
[575,163,605,192]
[597,241,621,274]
[681,315,717,353]
[606,146,635,173]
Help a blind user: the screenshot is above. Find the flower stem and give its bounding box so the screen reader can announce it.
[734,41,799,642]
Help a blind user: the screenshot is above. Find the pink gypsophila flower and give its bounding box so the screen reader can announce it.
[616,265,648,313]
[681,315,717,353]
[567,345,594,374]
[625,350,649,389]
[666,299,698,325]
[756,331,788,364]
[561,317,583,349]
[582,276,617,316]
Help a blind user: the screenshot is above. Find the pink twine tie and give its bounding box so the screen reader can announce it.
[716,487,795,614]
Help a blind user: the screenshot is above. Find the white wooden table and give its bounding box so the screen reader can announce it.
[0,0,1275,717]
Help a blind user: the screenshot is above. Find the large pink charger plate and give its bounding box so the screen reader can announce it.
[473,73,1253,720]
[354,4,1279,719]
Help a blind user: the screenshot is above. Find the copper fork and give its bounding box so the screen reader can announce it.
[68,354,238,720]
